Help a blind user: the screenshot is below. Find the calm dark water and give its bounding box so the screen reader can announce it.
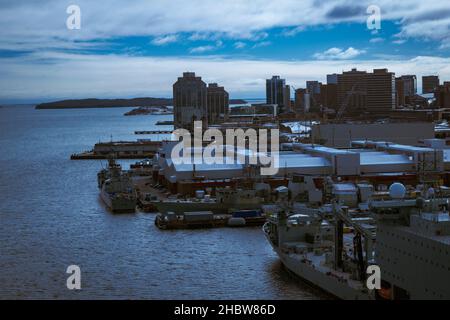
[0,105,323,299]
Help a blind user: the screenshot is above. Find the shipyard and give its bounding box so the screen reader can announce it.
[2,0,450,312]
[80,69,450,300]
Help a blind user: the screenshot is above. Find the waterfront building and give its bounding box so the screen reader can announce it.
[173,72,208,130]
[207,83,229,124]
[266,76,286,111]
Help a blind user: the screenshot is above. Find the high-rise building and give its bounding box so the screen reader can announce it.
[266,76,286,110]
[207,83,229,124]
[435,82,450,108]
[395,77,405,107]
[283,85,291,113]
[294,88,310,113]
[401,75,417,97]
[306,81,322,110]
[173,72,207,130]
[336,68,396,115]
[327,74,338,85]
[396,75,416,106]
[422,75,440,94]
[320,83,338,110]
[337,68,367,113]
[366,68,396,113]
[306,81,321,94]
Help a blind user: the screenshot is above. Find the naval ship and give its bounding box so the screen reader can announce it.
[97,158,137,213]
[264,182,450,299]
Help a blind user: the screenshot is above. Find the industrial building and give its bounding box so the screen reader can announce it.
[310,122,435,148]
[152,138,450,196]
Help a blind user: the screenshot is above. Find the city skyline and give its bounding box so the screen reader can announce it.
[1,0,450,103]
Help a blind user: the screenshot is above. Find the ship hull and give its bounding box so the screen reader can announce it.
[100,190,136,213]
[155,201,260,214]
[263,224,373,300]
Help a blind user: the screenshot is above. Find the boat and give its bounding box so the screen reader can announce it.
[98,159,137,213]
[264,182,450,299]
[154,187,262,214]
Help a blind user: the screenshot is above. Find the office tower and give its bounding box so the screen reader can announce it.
[366,68,396,113]
[173,72,207,130]
[396,77,405,107]
[306,81,322,110]
[401,75,417,97]
[283,85,291,112]
[320,83,338,110]
[266,76,286,110]
[306,81,321,95]
[337,68,367,113]
[435,82,450,108]
[327,73,338,84]
[294,88,310,113]
[422,75,440,94]
[396,75,417,106]
[207,83,229,124]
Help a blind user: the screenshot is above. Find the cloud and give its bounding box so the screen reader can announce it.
[151,34,179,46]
[1,0,449,51]
[369,37,384,43]
[189,45,216,53]
[2,52,450,102]
[252,41,271,48]
[392,39,406,45]
[326,5,365,19]
[233,41,246,49]
[281,26,305,37]
[189,40,223,53]
[313,47,365,60]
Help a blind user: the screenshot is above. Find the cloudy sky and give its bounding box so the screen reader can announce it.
[1,0,450,103]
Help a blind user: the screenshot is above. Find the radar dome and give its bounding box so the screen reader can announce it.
[389,183,406,199]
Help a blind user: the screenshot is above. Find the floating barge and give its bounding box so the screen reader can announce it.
[155,210,266,230]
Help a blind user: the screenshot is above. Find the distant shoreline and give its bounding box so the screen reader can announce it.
[35,98,247,109]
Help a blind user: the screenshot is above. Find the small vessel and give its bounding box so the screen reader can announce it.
[155,187,262,214]
[98,159,137,213]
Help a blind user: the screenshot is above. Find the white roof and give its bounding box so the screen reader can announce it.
[360,152,413,165]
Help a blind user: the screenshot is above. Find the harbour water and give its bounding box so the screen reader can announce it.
[0,105,325,299]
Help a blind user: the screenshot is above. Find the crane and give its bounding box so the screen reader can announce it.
[335,82,365,121]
